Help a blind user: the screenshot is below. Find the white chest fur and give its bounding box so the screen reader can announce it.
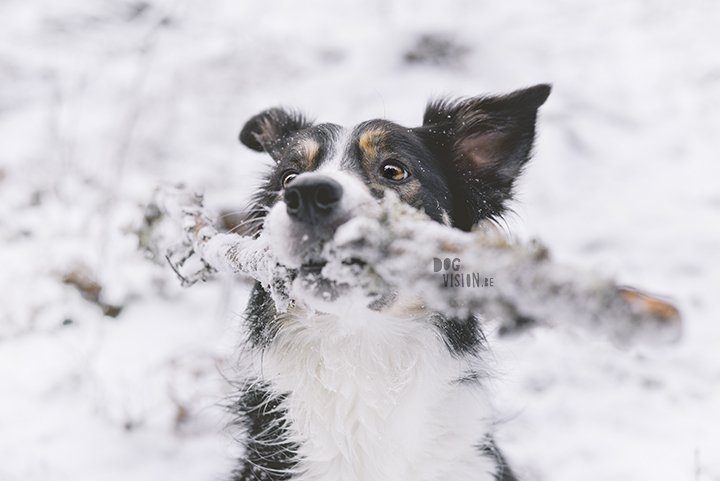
[249,306,499,481]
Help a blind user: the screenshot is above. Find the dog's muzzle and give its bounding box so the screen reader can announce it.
[284,175,343,225]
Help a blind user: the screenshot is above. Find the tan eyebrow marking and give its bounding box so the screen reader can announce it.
[301,138,320,161]
[358,128,387,158]
[296,138,321,170]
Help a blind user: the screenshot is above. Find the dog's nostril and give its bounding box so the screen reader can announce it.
[315,183,342,210]
[284,188,301,212]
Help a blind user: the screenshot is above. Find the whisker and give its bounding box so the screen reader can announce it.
[219,210,250,218]
[229,218,266,234]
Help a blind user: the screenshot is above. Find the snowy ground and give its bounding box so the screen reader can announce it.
[1,1,719,480]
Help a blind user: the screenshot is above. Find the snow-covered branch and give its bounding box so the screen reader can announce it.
[143,185,682,346]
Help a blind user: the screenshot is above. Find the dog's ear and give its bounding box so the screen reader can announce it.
[419,84,551,230]
[239,108,312,160]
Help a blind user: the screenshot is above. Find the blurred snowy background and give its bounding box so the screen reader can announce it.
[1,0,719,480]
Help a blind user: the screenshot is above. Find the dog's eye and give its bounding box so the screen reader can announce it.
[381,162,409,182]
[281,171,299,189]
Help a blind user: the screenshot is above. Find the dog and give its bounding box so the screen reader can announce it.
[230,84,551,481]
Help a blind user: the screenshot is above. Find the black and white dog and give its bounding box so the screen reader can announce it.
[231,85,551,481]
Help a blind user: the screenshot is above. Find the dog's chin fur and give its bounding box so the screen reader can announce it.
[243,298,500,481]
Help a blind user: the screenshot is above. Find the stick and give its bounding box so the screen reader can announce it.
[142,185,682,346]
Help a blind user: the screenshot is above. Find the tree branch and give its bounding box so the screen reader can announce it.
[142,185,682,346]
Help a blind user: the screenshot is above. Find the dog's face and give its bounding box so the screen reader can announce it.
[240,85,550,312]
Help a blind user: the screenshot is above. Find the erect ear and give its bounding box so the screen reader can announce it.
[239,108,312,160]
[419,84,551,229]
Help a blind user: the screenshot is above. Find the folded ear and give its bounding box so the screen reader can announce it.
[239,108,312,160]
[418,84,551,230]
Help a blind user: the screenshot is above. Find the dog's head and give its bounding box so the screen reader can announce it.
[240,85,550,312]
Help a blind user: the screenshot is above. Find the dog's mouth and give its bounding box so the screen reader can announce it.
[299,260,326,274]
[293,256,378,308]
[298,258,367,275]
[343,258,367,268]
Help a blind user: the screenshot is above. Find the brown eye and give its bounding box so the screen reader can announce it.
[381,162,409,182]
[281,171,298,189]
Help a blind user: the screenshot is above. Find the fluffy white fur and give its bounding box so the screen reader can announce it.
[244,297,499,481]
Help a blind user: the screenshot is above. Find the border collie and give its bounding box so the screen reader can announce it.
[231,84,551,481]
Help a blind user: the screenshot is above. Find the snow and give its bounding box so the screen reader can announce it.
[1,0,719,480]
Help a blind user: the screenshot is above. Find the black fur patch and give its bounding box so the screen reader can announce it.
[231,385,298,481]
[432,313,486,357]
[240,108,313,158]
[346,120,454,223]
[417,84,551,230]
[481,439,519,481]
[244,282,283,349]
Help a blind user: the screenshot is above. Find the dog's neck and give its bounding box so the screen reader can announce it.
[254,305,498,481]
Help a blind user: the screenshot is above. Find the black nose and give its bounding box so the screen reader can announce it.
[283,175,343,224]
